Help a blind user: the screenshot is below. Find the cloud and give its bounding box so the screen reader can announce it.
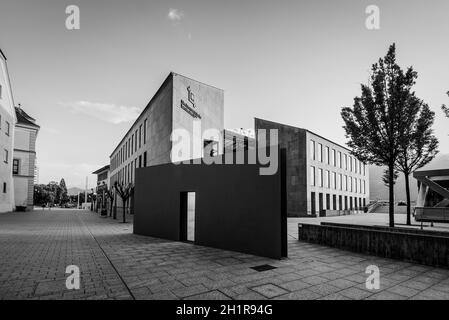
[168,8,184,22]
[62,101,141,124]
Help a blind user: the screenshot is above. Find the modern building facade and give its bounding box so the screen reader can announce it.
[414,168,449,222]
[0,48,16,213]
[13,106,40,210]
[255,118,370,217]
[109,72,224,213]
[92,165,110,213]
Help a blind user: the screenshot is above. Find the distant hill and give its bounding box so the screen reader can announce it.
[369,153,449,202]
[67,187,84,196]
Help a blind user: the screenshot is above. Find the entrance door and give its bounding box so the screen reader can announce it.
[180,192,196,242]
[319,193,324,217]
[311,192,316,215]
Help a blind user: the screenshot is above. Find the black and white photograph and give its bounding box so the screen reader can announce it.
[0,0,449,312]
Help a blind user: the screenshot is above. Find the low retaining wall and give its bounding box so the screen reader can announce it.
[298,223,449,268]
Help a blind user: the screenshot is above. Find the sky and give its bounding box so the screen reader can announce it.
[0,0,448,189]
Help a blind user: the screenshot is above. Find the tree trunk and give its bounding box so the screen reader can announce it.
[123,198,127,223]
[388,161,395,227]
[404,172,411,225]
[113,195,117,220]
[109,199,113,217]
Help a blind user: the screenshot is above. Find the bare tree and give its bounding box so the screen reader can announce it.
[114,181,133,223]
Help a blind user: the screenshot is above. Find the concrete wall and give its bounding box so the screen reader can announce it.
[0,53,15,212]
[255,118,370,217]
[255,118,307,217]
[134,151,287,259]
[13,125,38,210]
[110,73,225,212]
[171,73,224,162]
[298,223,449,268]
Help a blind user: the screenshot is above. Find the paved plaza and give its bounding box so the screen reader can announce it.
[1,209,449,300]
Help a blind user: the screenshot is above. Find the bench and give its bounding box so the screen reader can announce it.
[415,207,449,229]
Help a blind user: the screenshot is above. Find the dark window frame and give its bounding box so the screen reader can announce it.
[12,158,19,174]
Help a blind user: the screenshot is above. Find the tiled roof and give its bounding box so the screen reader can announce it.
[15,107,40,128]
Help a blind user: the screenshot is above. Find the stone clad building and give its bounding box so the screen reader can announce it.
[255,118,369,217]
[109,72,224,213]
[0,48,16,213]
[13,106,40,210]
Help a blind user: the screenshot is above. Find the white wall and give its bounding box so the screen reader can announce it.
[0,53,15,212]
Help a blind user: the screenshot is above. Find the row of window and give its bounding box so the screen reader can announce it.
[310,192,366,213]
[111,151,147,186]
[310,140,365,175]
[111,118,147,171]
[310,166,366,194]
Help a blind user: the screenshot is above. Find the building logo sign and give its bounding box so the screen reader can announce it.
[180,86,201,119]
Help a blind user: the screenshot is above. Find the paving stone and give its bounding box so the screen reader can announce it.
[366,291,408,300]
[386,285,420,298]
[339,287,373,300]
[250,284,288,298]
[278,280,312,292]
[1,210,449,300]
[274,289,321,300]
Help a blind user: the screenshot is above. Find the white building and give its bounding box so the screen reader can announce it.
[13,106,40,210]
[0,48,16,213]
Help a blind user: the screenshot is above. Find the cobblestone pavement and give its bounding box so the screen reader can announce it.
[1,209,449,300]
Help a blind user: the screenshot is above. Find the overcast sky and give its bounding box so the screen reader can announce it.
[0,0,448,188]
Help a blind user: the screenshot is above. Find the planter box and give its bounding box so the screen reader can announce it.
[298,223,449,268]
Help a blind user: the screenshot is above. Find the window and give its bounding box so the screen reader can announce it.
[324,170,329,188]
[144,119,147,144]
[5,121,10,136]
[310,166,316,186]
[349,156,352,172]
[139,124,142,148]
[344,175,347,191]
[131,135,134,155]
[354,159,358,174]
[349,177,352,192]
[337,151,341,168]
[318,169,323,187]
[3,182,6,193]
[135,130,138,151]
[325,147,330,164]
[310,140,315,160]
[131,161,134,183]
[338,173,342,190]
[332,149,336,166]
[344,154,348,170]
[332,172,337,189]
[12,159,19,174]
[143,151,147,167]
[318,143,323,162]
[139,155,142,168]
[4,149,8,163]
